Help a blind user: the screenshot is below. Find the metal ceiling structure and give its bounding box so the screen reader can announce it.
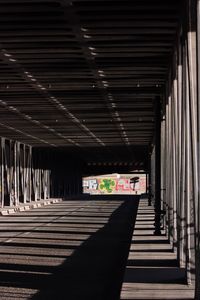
[0,0,181,168]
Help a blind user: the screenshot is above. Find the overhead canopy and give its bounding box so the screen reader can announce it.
[0,0,180,168]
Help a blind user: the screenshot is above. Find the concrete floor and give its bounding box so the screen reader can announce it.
[0,196,139,300]
[0,196,194,300]
[120,197,195,300]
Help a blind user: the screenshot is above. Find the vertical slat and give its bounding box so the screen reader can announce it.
[1,138,4,208]
[24,146,28,203]
[168,93,173,243]
[160,112,166,231]
[177,34,183,266]
[196,0,200,297]
[29,147,32,202]
[148,149,152,206]
[165,91,170,240]
[23,144,27,203]
[185,45,193,284]
[186,0,199,289]
[179,41,187,268]
[172,74,178,250]
[154,96,161,235]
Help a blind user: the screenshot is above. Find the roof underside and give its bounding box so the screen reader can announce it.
[0,0,180,166]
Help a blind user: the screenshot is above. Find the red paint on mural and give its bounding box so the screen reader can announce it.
[116,179,130,191]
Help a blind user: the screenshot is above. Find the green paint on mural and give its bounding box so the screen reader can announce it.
[99,178,116,193]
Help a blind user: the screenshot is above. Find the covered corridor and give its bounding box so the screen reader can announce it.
[0,0,199,299]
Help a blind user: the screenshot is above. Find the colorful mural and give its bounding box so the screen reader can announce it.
[99,178,116,193]
[83,174,146,195]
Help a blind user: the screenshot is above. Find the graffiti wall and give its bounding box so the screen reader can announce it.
[83,174,146,195]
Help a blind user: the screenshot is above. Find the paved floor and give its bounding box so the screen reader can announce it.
[0,196,139,299]
[120,197,195,300]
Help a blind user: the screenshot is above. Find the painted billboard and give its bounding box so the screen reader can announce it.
[83,174,146,195]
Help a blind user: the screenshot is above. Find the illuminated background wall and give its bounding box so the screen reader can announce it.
[83,173,146,195]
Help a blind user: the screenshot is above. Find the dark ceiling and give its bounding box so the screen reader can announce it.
[0,0,180,168]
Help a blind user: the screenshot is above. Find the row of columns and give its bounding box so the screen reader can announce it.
[0,138,83,207]
[151,0,200,297]
[0,137,51,207]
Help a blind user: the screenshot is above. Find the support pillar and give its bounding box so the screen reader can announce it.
[197,0,200,297]
[154,96,161,235]
[148,148,152,206]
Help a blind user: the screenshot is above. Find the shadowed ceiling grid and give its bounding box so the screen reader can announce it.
[0,0,180,164]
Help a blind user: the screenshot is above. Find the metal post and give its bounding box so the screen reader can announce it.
[29,147,32,202]
[23,144,27,203]
[180,40,187,268]
[172,66,178,250]
[197,0,200,297]
[148,148,152,206]
[154,96,161,235]
[12,142,16,205]
[177,34,183,266]
[161,112,166,232]
[0,138,4,208]
[165,92,170,240]
[185,54,192,284]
